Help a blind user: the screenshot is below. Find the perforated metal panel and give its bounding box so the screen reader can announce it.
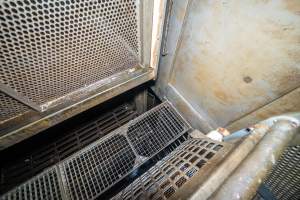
[263,145,300,200]
[0,92,30,123]
[0,167,63,200]
[0,0,141,113]
[111,138,225,200]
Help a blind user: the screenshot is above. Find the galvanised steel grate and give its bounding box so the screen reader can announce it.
[59,101,190,200]
[112,138,225,200]
[0,167,63,200]
[0,92,30,123]
[61,134,137,200]
[0,102,190,200]
[127,102,187,157]
[0,0,140,113]
[0,103,137,194]
[263,145,300,200]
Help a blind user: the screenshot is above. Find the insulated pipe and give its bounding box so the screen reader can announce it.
[210,114,300,200]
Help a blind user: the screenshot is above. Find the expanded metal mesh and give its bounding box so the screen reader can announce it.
[59,102,189,200]
[112,138,225,200]
[0,167,63,200]
[0,0,140,114]
[264,145,300,200]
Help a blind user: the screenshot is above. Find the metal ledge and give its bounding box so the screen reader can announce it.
[0,68,155,150]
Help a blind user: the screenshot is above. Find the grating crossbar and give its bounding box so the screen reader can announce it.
[112,138,225,200]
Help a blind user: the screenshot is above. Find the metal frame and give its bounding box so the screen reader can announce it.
[112,137,231,200]
[0,0,168,150]
[0,101,190,200]
[0,68,153,150]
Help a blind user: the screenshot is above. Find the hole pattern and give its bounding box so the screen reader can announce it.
[112,138,225,200]
[0,92,30,122]
[0,0,140,107]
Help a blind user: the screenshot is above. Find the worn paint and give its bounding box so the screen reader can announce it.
[169,0,300,127]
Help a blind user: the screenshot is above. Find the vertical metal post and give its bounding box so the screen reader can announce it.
[134,89,148,115]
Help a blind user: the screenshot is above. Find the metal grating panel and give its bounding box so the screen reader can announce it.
[112,138,225,200]
[263,145,300,200]
[127,102,187,157]
[61,134,136,200]
[0,92,30,123]
[0,102,190,200]
[0,167,63,200]
[0,103,137,194]
[59,101,190,200]
[0,0,140,112]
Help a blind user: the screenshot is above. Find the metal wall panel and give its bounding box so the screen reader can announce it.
[155,0,300,131]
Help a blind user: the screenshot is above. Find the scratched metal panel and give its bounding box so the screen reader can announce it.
[165,0,300,127]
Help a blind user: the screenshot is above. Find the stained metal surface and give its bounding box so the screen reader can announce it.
[211,120,299,200]
[154,0,300,131]
[0,68,154,150]
[111,138,228,200]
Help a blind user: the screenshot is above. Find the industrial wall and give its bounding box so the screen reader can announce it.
[154,0,300,132]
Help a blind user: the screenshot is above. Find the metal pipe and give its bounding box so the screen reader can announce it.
[187,123,270,200]
[211,116,300,200]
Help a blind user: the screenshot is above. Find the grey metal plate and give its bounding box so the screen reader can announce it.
[0,0,140,112]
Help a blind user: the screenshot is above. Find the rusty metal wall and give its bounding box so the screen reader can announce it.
[154,0,300,132]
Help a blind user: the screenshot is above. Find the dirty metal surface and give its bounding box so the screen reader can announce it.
[111,138,229,200]
[0,0,140,112]
[156,0,300,130]
[0,68,154,150]
[0,103,137,194]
